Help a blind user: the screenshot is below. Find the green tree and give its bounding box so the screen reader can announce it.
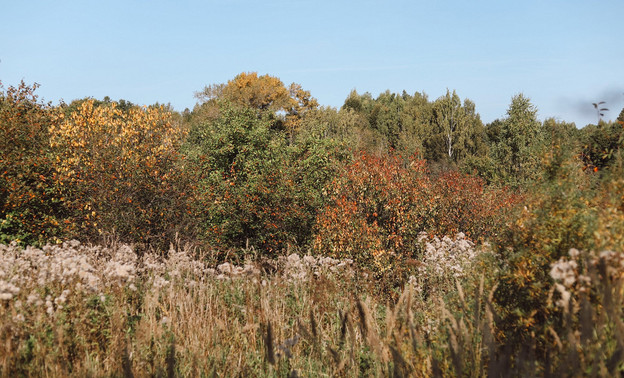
[540,118,580,180]
[341,89,486,163]
[342,89,375,116]
[370,90,404,148]
[297,106,384,153]
[490,94,542,186]
[342,89,433,155]
[185,101,345,256]
[579,120,624,172]
[432,89,463,161]
[397,91,432,158]
[341,90,391,152]
[426,90,487,166]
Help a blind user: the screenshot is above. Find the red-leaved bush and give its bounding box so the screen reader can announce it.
[313,152,431,275]
[313,151,520,282]
[430,170,522,243]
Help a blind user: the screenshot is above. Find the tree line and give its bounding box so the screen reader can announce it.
[2,72,623,251]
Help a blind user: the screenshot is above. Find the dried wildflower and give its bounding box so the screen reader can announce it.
[277,253,352,282]
[0,280,20,300]
[26,293,42,306]
[599,250,616,260]
[550,258,577,287]
[54,289,70,306]
[217,262,237,275]
[151,276,170,289]
[411,232,481,295]
[45,295,54,316]
[554,283,572,309]
[550,248,624,311]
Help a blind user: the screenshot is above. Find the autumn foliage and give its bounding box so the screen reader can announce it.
[49,100,191,249]
[313,152,430,272]
[313,151,520,281]
[429,170,522,242]
[1,82,192,249]
[0,82,68,245]
[195,72,318,136]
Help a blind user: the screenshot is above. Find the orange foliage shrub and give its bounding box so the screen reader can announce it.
[313,152,520,281]
[313,152,431,273]
[430,170,522,243]
[0,82,69,245]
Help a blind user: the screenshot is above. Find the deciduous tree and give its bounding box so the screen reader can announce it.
[195,72,318,137]
[429,90,487,164]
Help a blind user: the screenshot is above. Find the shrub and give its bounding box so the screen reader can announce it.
[313,152,432,288]
[579,120,624,172]
[313,152,519,293]
[491,146,610,364]
[49,99,191,250]
[430,170,521,243]
[0,81,69,245]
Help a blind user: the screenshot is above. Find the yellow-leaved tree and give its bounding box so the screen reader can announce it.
[195,72,318,137]
[49,100,192,250]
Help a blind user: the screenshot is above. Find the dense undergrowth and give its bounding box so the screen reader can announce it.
[2,76,624,375]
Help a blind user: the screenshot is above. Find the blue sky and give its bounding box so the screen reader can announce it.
[1,0,623,127]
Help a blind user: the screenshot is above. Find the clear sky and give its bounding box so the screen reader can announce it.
[1,0,623,127]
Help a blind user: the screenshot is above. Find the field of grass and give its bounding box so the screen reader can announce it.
[2,235,623,377]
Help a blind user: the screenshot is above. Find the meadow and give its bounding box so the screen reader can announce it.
[2,236,624,376]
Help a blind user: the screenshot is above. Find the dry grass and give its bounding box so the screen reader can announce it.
[1,241,623,376]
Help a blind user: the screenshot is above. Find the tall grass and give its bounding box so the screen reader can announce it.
[1,239,623,376]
